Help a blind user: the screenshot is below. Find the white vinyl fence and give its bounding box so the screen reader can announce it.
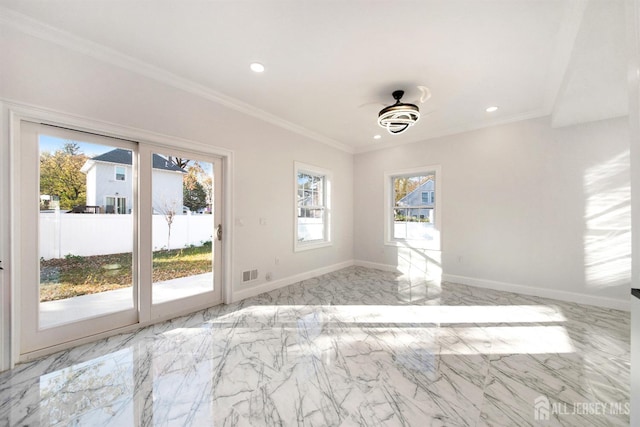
[393,221,436,241]
[40,213,214,260]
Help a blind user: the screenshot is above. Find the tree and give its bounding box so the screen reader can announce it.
[168,156,189,169]
[183,180,208,212]
[40,142,88,210]
[182,161,210,212]
[201,174,213,209]
[158,200,178,251]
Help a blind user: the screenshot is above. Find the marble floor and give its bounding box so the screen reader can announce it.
[0,267,630,426]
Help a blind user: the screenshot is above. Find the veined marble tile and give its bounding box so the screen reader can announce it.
[0,267,630,426]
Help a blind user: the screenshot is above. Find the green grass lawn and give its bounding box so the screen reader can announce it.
[40,244,212,302]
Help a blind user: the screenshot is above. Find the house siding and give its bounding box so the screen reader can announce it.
[152,169,185,214]
[92,162,133,213]
[397,179,435,222]
[88,162,183,214]
[85,167,97,206]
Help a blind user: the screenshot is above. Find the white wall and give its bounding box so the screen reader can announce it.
[354,116,631,308]
[0,26,353,299]
[626,0,640,420]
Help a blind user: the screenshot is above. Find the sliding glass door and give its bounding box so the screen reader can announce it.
[19,122,138,353]
[149,149,222,312]
[17,121,224,356]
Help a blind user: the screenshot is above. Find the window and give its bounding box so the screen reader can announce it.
[295,162,331,251]
[422,191,434,204]
[106,196,127,214]
[115,166,126,181]
[385,166,441,249]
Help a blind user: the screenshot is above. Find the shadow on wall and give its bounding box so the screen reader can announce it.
[583,150,631,290]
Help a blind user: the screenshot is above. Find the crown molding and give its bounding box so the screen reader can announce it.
[0,6,354,154]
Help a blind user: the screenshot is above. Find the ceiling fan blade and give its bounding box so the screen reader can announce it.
[418,86,431,103]
[408,86,432,105]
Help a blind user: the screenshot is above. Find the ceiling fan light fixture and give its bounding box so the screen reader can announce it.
[378,90,420,134]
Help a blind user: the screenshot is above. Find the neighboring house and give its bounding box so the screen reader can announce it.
[81,149,185,214]
[396,179,435,222]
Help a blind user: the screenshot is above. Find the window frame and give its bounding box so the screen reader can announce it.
[114,165,126,181]
[294,161,332,252]
[105,195,127,214]
[384,165,442,250]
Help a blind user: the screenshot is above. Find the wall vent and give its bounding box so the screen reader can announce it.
[242,269,259,282]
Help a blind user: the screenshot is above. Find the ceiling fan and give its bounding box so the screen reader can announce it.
[377,86,431,135]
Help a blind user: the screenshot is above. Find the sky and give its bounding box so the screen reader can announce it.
[39,134,112,157]
[38,134,213,174]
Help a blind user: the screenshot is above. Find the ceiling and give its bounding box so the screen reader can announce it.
[0,0,629,153]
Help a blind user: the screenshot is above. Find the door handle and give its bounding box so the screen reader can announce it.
[216,224,222,241]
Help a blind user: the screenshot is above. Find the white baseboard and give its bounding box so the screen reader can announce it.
[442,273,630,311]
[231,261,631,311]
[231,260,355,302]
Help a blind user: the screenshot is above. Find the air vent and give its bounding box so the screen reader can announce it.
[242,269,259,282]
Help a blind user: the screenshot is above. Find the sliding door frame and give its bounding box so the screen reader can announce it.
[7,103,234,364]
[0,102,10,371]
[18,121,140,354]
[140,144,224,322]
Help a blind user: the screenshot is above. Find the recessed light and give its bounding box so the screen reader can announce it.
[373,135,382,140]
[250,62,265,73]
[486,106,499,113]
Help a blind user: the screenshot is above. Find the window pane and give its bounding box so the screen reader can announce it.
[297,171,325,242]
[298,173,311,190]
[39,135,134,328]
[297,173,324,207]
[394,175,434,207]
[312,182,323,205]
[298,208,325,242]
[115,166,125,181]
[393,208,434,241]
[391,172,436,242]
[295,164,330,249]
[152,154,215,304]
